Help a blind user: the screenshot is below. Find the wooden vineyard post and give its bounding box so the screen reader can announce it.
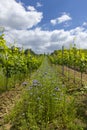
[62,45,64,76]
[72,38,76,84]
[68,49,70,81]
[62,45,64,84]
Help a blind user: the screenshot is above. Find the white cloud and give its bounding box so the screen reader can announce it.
[27,6,36,11]
[4,25,87,53]
[0,0,87,53]
[83,22,87,26]
[58,13,72,23]
[70,27,85,35]
[50,20,57,25]
[36,2,43,7]
[70,27,87,48]
[50,12,72,25]
[4,26,87,53]
[0,0,43,30]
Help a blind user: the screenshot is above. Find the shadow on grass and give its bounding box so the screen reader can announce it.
[77,94,87,130]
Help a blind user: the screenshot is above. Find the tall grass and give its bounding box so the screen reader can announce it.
[4,58,83,130]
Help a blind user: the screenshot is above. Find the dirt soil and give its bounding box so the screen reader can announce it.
[57,65,87,85]
[0,66,87,130]
[63,66,87,129]
[0,83,26,130]
[64,66,87,84]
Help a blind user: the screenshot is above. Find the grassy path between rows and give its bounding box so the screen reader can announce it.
[0,57,87,130]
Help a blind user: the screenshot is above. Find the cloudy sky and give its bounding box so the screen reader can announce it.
[0,0,87,53]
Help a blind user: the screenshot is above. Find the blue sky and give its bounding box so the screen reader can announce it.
[20,0,87,29]
[0,0,87,53]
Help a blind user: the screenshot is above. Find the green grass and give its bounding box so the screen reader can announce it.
[0,69,6,93]
[4,57,84,130]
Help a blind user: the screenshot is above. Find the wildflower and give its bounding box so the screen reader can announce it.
[44,72,47,75]
[37,97,41,101]
[55,98,59,100]
[32,79,41,87]
[22,113,25,116]
[53,93,56,96]
[54,87,60,92]
[33,83,38,87]
[33,79,39,84]
[26,86,33,90]
[22,81,28,86]
[62,84,65,87]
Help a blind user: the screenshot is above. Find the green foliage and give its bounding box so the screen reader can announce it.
[49,46,87,73]
[0,35,42,91]
[5,58,83,130]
